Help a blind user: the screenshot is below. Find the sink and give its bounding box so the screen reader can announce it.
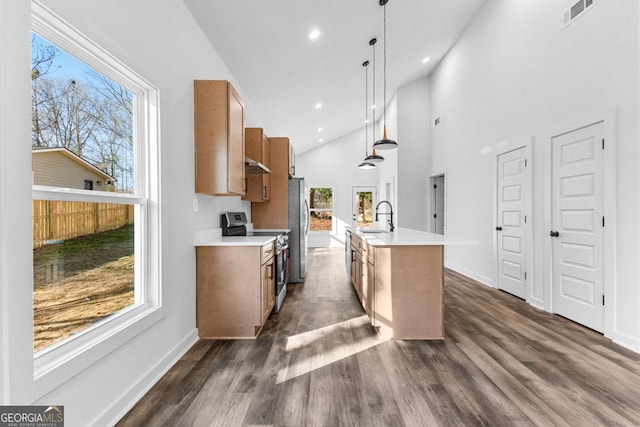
[359,229,389,234]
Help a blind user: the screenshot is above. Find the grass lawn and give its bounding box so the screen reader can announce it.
[33,224,134,352]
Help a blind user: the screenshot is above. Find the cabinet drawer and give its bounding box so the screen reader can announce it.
[261,242,275,264]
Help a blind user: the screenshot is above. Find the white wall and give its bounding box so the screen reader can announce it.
[429,0,640,350]
[396,77,431,231]
[296,127,379,247]
[1,0,254,424]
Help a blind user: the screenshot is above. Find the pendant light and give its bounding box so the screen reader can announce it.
[365,37,384,163]
[373,0,398,150]
[358,60,375,170]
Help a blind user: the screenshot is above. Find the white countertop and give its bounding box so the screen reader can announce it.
[347,226,476,247]
[252,228,291,233]
[194,229,275,247]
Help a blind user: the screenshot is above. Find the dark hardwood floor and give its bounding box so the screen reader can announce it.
[118,248,640,426]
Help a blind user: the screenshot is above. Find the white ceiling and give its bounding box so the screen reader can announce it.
[184,0,487,154]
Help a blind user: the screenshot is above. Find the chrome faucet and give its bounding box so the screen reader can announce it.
[375,200,395,232]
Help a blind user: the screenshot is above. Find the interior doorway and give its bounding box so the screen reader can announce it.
[430,174,445,235]
[352,186,377,228]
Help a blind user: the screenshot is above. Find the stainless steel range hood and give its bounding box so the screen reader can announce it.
[245,157,271,174]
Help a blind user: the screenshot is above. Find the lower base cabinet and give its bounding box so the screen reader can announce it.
[196,243,275,339]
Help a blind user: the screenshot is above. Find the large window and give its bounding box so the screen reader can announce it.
[309,187,334,232]
[31,2,160,393]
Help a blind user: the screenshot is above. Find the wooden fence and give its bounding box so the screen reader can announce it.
[33,200,134,248]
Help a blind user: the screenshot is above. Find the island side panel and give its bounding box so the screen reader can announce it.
[392,245,444,339]
[373,244,444,340]
[196,246,261,338]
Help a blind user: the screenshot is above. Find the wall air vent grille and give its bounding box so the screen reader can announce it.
[563,0,596,29]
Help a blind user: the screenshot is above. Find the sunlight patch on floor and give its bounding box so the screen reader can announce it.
[276,315,388,384]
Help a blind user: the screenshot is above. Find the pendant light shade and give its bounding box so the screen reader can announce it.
[373,0,398,150]
[358,59,376,170]
[365,151,384,163]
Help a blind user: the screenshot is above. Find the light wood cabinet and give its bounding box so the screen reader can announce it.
[196,242,274,339]
[260,242,276,324]
[242,128,271,202]
[252,137,292,229]
[350,234,364,305]
[194,80,245,196]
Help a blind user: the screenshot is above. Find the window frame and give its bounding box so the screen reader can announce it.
[31,1,163,399]
[308,186,335,234]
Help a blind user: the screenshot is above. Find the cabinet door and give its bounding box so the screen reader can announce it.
[243,129,271,202]
[194,80,245,196]
[228,85,245,195]
[261,259,275,323]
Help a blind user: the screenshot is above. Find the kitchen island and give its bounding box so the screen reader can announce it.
[346,227,472,340]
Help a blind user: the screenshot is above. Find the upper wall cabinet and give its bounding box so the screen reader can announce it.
[242,128,271,202]
[194,80,246,196]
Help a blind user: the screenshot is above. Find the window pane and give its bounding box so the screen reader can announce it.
[310,211,333,231]
[356,191,373,227]
[31,33,134,193]
[310,187,332,209]
[33,200,135,352]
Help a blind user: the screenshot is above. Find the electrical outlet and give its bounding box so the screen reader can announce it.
[193,197,198,212]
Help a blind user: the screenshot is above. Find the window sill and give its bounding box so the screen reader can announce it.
[34,303,165,400]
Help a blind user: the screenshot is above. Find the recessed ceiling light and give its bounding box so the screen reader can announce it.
[318,138,324,143]
[309,29,320,40]
[422,57,431,64]
[315,102,323,109]
[317,127,323,132]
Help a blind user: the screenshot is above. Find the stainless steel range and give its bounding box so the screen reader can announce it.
[250,230,289,312]
[221,212,289,312]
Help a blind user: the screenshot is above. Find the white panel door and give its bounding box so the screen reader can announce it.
[551,122,604,332]
[496,147,527,299]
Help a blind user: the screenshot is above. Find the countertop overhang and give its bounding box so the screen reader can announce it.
[347,226,477,247]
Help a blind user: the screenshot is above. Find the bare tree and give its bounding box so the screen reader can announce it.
[31,54,134,191]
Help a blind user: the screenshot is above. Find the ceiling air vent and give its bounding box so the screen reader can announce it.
[563,0,595,28]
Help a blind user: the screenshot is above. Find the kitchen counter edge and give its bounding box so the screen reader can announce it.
[346,226,477,246]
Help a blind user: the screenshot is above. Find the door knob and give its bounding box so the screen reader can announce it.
[549,230,559,237]
[495,226,502,231]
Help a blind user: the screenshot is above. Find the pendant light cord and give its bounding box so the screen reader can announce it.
[383,3,387,136]
[371,39,376,143]
[364,61,369,157]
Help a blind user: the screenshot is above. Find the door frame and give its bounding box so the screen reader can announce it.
[494,143,533,299]
[541,109,616,338]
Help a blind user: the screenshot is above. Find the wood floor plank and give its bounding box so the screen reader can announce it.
[118,248,640,426]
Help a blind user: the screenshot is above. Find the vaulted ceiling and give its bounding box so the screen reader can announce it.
[184,0,487,154]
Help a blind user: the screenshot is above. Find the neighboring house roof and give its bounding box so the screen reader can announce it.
[32,146,115,181]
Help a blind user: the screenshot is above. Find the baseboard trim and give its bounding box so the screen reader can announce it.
[95,329,199,426]
[445,263,494,288]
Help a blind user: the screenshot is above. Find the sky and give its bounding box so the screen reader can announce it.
[32,32,97,83]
